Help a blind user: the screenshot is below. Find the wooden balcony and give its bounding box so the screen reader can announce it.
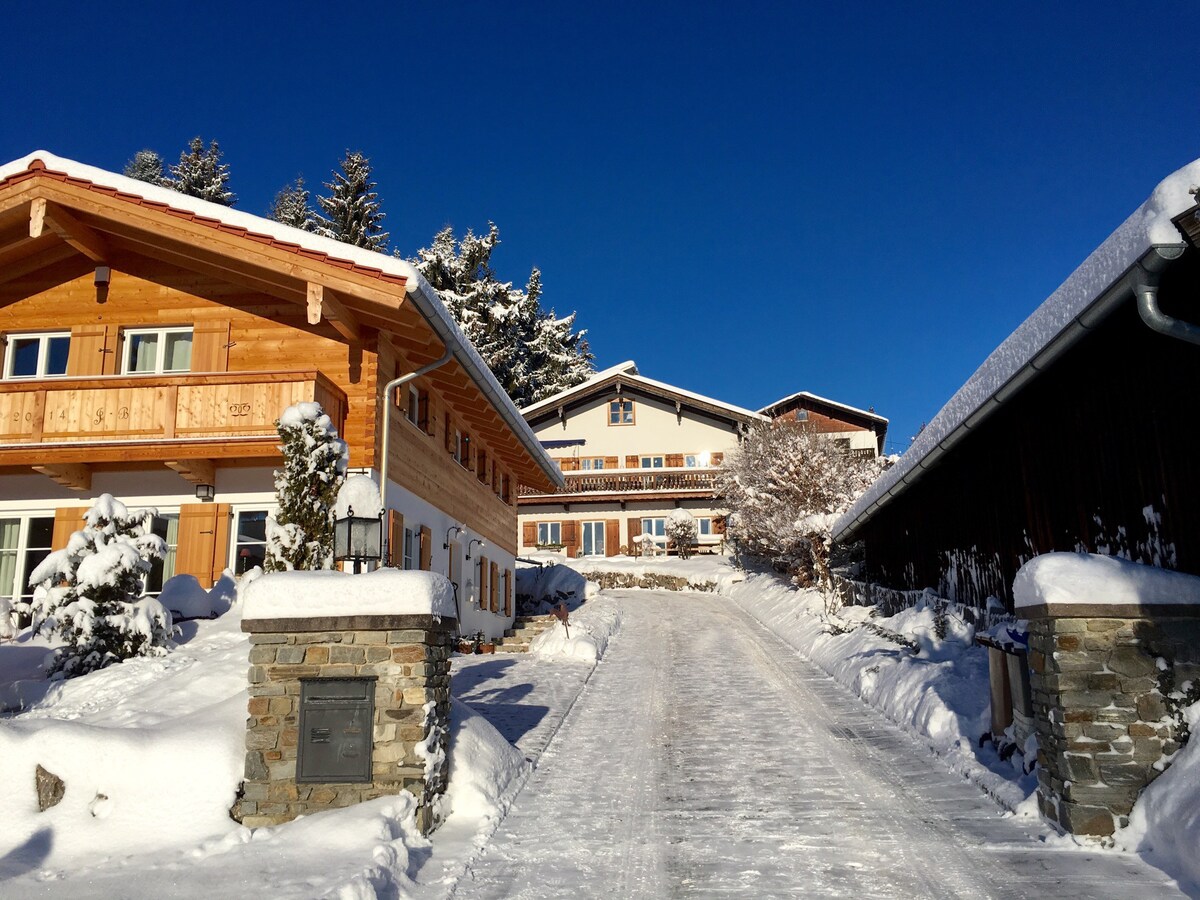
[0,370,346,472]
[519,467,721,500]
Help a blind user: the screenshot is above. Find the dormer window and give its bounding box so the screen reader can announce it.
[123,327,192,374]
[3,331,70,380]
[609,399,634,425]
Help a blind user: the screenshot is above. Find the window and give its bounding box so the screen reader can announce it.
[684,453,711,468]
[3,332,70,380]
[537,522,562,546]
[406,386,420,426]
[122,327,193,374]
[403,527,417,570]
[697,517,713,537]
[145,513,180,594]
[581,521,606,556]
[0,516,55,609]
[501,474,512,504]
[477,450,488,484]
[795,409,809,422]
[640,456,664,469]
[640,518,666,542]
[458,433,471,468]
[233,510,268,574]
[609,399,634,425]
[580,457,606,471]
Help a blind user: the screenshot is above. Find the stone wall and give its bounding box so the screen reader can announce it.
[579,570,717,593]
[232,613,454,833]
[1026,604,1200,837]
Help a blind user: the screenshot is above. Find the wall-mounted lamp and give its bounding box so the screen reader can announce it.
[443,524,463,550]
[195,483,215,502]
[94,266,111,287]
[467,538,486,560]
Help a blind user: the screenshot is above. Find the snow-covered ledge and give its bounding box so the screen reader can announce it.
[234,570,457,833]
[1016,553,1200,838]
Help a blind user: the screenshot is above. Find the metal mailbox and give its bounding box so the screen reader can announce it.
[297,677,376,783]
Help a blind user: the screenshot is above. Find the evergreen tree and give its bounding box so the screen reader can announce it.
[28,494,171,678]
[315,150,388,251]
[412,224,594,407]
[170,136,236,206]
[264,401,348,572]
[124,149,167,186]
[269,177,317,231]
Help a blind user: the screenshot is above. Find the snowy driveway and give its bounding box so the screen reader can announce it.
[452,590,1184,899]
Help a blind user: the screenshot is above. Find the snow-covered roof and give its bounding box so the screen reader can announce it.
[759,390,888,425]
[832,156,1200,544]
[0,150,564,491]
[522,360,769,425]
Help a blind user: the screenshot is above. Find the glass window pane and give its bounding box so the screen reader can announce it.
[164,333,192,371]
[9,338,40,377]
[129,333,159,372]
[653,457,663,468]
[237,510,268,543]
[26,516,54,547]
[45,336,71,375]
[0,518,18,601]
[235,544,265,574]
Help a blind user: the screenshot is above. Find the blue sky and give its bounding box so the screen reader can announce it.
[2,2,1197,452]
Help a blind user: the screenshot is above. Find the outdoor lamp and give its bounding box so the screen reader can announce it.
[444,524,463,549]
[195,483,215,502]
[467,538,485,560]
[334,505,383,563]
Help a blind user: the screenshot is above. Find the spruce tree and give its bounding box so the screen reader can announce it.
[264,402,348,572]
[28,495,171,678]
[411,224,594,407]
[170,136,236,206]
[124,149,167,186]
[269,177,317,231]
[315,150,388,251]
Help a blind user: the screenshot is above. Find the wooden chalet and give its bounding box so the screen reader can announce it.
[759,390,888,457]
[0,151,561,638]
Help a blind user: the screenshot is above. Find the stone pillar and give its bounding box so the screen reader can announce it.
[1026,603,1200,837]
[232,613,454,833]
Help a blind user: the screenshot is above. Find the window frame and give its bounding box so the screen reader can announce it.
[121,326,194,376]
[0,513,56,608]
[696,517,713,537]
[2,331,71,381]
[230,507,271,576]
[403,527,417,570]
[145,511,181,595]
[640,517,667,542]
[608,399,635,426]
[640,455,665,469]
[537,521,562,546]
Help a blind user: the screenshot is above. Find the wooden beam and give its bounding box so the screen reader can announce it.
[43,202,109,263]
[33,462,92,491]
[0,243,80,286]
[165,459,216,486]
[307,282,362,343]
[29,197,46,239]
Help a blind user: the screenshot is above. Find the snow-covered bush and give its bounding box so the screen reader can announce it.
[28,494,171,678]
[665,508,699,559]
[0,596,16,640]
[265,401,348,572]
[717,424,888,588]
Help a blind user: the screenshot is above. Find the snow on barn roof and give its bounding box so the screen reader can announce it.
[522,360,769,424]
[833,156,1200,544]
[0,150,564,490]
[759,390,888,425]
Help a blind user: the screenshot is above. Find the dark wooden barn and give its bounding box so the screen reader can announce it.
[833,168,1200,611]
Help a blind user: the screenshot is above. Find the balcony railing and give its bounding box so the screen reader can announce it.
[519,467,721,497]
[0,370,346,447]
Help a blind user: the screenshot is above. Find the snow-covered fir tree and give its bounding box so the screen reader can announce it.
[170,137,236,206]
[268,177,317,231]
[28,494,171,679]
[665,508,699,559]
[412,224,594,407]
[124,149,167,186]
[717,424,888,589]
[264,401,348,572]
[315,151,388,251]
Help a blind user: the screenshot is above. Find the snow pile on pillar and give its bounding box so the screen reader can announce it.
[241,569,456,620]
[1014,552,1200,609]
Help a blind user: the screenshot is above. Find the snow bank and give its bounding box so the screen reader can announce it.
[1121,700,1200,893]
[159,570,238,620]
[335,473,383,519]
[529,599,622,664]
[443,698,528,825]
[242,569,456,620]
[1014,552,1200,610]
[515,561,588,613]
[567,553,737,590]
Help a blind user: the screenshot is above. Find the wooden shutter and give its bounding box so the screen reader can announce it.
[625,455,639,469]
[503,570,512,616]
[417,391,430,433]
[53,506,84,550]
[605,520,620,557]
[67,325,111,376]
[191,320,231,373]
[666,453,685,467]
[445,414,455,453]
[713,515,727,535]
[711,452,724,465]
[562,521,579,558]
[559,457,579,472]
[388,509,405,567]
[522,521,537,546]
[176,503,231,588]
[478,556,488,606]
[604,456,619,469]
[490,562,499,612]
[628,516,642,544]
[419,525,432,571]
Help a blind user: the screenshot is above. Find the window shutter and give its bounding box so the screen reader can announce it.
[176,503,231,588]
[627,517,641,545]
[53,506,85,550]
[503,570,512,616]
[66,325,110,376]
[417,391,430,433]
[419,525,432,571]
[666,453,684,467]
[562,521,579,558]
[522,521,537,546]
[713,515,727,535]
[560,457,580,472]
[604,456,619,469]
[711,452,724,465]
[605,520,619,557]
[388,510,405,567]
[445,414,454,453]
[478,556,488,606]
[191,320,231,373]
[625,455,639,469]
[490,562,499,612]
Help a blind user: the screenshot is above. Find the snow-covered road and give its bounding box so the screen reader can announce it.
[452,590,1184,899]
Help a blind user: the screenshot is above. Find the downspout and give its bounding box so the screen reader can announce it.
[1135,244,1198,345]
